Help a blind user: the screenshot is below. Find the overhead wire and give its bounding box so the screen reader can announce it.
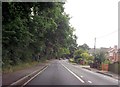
[96,30,118,39]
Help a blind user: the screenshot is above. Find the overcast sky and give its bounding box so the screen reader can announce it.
[64,0,119,48]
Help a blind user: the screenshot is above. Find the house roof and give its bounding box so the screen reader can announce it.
[108,47,118,53]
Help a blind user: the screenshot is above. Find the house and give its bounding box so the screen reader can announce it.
[107,45,119,63]
[108,47,120,74]
[88,46,119,63]
[118,48,120,62]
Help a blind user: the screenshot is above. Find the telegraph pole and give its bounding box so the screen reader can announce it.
[94,37,97,68]
[94,37,96,54]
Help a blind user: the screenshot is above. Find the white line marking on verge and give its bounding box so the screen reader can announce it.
[88,80,92,83]
[21,66,48,87]
[60,63,85,83]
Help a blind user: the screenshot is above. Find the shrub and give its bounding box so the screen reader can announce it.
[69,58,74,63]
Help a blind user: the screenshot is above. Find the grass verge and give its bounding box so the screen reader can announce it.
[3,60,48,74]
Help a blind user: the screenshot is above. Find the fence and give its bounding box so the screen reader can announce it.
[108,62,120,75]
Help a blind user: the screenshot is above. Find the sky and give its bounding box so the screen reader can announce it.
[64,0,119,48]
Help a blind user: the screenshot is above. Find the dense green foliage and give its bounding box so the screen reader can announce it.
[92,51,110,69]
[94,51,108,64]
[74,49,94,65]
[77,43,90,51]
[2,2,77,67]
[74,44,94,65]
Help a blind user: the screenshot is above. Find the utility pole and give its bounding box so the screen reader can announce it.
[94,37,96,54]
[94,37,97,68]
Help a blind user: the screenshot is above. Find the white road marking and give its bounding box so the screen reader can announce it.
[88,80,92,83]
[21,66,48,87]
[80,76,83,78]
[60,63,85,83]
[10,66,47,86]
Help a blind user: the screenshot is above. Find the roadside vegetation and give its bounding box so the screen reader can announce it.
[69,58,74,63]
[69,43,94,65]
[2,2,77,73]
[3,61,39,73]
[68,43,111,71]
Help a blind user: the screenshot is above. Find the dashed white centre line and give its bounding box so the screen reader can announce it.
[88,80,92,83]
[60,63,85,83]
[80,76,83,78]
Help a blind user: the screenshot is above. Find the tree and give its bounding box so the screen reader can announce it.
[93,51,107,69]
[94,51,106,64]
[74,49,94,64]
[78,43,90,51]
[2,2,77,68]
[81,52,94,64]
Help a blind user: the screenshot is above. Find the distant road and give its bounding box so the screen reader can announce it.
[26,59,118,86]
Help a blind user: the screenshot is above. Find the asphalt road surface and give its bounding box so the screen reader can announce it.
[26,59,119,86]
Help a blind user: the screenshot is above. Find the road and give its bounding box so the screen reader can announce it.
[25,59,118,86]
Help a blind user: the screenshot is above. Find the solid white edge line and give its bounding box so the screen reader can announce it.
[10,67,43,85]
[22,66,48,87]
[60,63,85,83]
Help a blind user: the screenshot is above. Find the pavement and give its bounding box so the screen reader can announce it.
[79,65,119,80]
[64,60,118,85]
